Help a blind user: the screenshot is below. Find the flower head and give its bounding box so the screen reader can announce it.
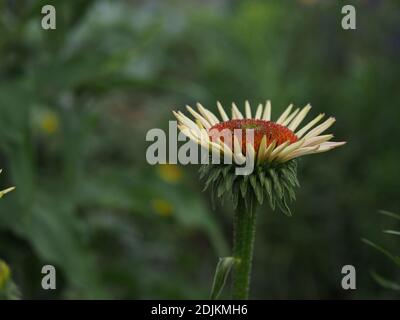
[173,101,345,166]
[172,101,345,215]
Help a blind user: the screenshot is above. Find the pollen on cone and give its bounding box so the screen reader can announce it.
[208,119,298,153]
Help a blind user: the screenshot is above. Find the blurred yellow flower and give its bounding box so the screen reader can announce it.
[39,111,60,135]
[0,260,11,289]
[157,164,183,184]
[152,198,174,217]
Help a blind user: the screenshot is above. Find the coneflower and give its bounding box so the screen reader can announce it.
[173,100,345,299]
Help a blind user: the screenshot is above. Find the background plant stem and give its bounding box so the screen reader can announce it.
[232,199,258,299]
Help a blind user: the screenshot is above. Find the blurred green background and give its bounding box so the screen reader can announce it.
[0,0,399,299]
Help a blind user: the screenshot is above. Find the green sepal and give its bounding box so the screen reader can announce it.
[240,176,248,198]
[200,160,299,216]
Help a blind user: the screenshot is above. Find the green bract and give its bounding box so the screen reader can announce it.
[200,159,299,216]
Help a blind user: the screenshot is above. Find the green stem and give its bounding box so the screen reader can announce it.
[232,198,258,300]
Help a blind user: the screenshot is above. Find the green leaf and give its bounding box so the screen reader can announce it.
[383,230,400,236]
[210,257,236,300]
[371,271,400,291]
[379,210,400,221]
[362,238,400,267]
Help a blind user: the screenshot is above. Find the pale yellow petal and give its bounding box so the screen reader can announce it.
[233,134,243,155]
[262,100,271,121]
[234,153,246,165]
[197,103,219,125]
[303,134,333,147]
[255,103,263,119]
[288,104,312,131]
[232,102,244,119]
[281,145,320,162]
[263,139,276,161]
[0,186,15,198]
[216,101,229,122]
[199,128,211,144]
[210,141,223,152]
[269,141,290,162]
[314,141,346,153]
[233,135,246,164]
[295,113,325,138]
[217,138,234,158]
[256,135,267,164]
[303,117,336,139]
[245,142,256,161]
[276,138,305,161]
[281,108,300,126]
[178,125,203,145]
[174,111,200,132]
[245,100,252,119]
[276,104,293,124]
[185,105,211,129]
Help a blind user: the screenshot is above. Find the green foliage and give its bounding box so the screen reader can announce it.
[0,0,399,299]
[210,257,236,300]
[363,210,400,292]
[200,160,299,216]
[0,0,228,299]
[371,271,400,292]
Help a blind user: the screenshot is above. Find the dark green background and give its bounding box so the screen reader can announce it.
[0,0,399,299]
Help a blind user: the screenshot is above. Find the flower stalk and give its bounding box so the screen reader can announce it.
[232,198,258,299]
